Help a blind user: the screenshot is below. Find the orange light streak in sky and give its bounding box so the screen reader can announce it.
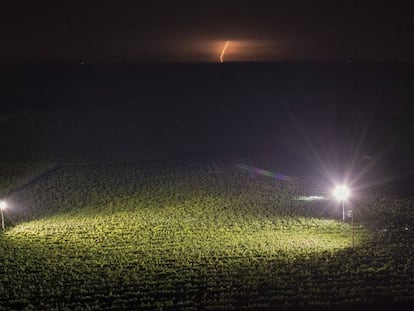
[220,41,229,63]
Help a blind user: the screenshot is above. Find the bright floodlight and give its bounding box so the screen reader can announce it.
[0,201,6,210]
[333,185,350,201]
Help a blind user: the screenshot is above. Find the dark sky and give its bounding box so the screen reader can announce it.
[1,0,414,64]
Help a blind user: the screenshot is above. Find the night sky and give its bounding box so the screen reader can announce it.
[2,0,414,64]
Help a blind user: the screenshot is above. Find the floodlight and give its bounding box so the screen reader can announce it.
[332,185,351,223]
[333,185,350,202]
[0,201,6,210]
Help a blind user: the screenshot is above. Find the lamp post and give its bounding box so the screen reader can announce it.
[333,185,350,222]
[0,201,6,231]
[333,185,354,248]
[351,209,354,248]
[346,209,355,248]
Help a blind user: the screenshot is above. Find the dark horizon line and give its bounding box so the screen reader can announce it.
[1,60,413,67]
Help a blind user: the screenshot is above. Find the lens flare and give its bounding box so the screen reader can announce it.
[237,163,293,181]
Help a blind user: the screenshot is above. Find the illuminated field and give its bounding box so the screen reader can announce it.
[0,162,413,310]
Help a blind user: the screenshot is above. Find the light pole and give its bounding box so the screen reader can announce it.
[333,185,350,222]
[333,185,354,247]
[351,209,354,248]
[0,201,6,231]
[346,209,355,248]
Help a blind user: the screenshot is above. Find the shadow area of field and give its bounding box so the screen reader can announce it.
[299,300,414,311]
[209,237,414,310]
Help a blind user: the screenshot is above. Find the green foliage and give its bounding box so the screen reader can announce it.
[357,193,414,228]
[0,161,413,310]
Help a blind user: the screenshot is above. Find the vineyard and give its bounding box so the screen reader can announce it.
[0,160,413,310]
